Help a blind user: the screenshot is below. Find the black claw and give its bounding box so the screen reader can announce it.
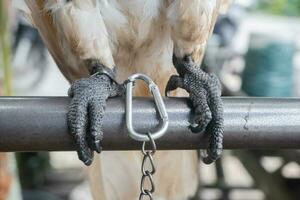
[81,154,93,166]
[202,156,214,165]
[76,139,94,166]
[86,134,102,153]
[165,75,184,96]
[190,124,206,134]
[93,140,102,153]
[202,146,223,165]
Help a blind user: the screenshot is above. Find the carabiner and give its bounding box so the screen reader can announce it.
[125,73,169,141]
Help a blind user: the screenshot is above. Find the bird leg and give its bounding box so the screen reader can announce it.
[68,59,124,165]
[166,55,224,164]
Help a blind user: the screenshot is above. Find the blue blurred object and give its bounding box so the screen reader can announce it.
[242,33,294,97]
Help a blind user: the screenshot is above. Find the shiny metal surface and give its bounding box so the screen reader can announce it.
[125,73,169,141]
[0,97,300,151]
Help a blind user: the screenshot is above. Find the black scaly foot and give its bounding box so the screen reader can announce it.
[68,59,124,165]
[166,55,224,164]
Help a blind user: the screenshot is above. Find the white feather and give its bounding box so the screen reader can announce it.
[14,0,228,199]
[12,0,30,13]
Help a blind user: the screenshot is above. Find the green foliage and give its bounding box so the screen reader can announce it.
[257,0,300,16]
[0,0,13,95]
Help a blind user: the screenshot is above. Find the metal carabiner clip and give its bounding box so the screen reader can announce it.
[125,73,169,142]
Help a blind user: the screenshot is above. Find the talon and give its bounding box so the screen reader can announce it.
[165,75,184,97]
[190,124,206,134]
[86,134,102,153]
[94,140,102,153]
[83,155,93,166]
[76,139,94,166]
[90,139,102,153]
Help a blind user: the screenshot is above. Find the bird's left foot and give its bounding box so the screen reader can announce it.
[166,55,224,164]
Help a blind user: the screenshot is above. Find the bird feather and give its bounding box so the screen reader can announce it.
[15,0,230,199]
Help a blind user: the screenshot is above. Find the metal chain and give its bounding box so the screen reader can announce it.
[139,132,157,200]
[124,73,168,200]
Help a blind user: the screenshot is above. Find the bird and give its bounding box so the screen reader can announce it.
[15,0,231,199]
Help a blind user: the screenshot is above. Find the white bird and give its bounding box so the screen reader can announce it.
[15,0,231,199]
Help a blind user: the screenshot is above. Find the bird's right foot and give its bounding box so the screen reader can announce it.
[67,60,124,165]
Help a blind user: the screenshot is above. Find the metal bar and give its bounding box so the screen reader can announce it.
[0,97,299,152]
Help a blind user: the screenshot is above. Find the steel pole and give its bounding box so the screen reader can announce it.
[0,97,299,151]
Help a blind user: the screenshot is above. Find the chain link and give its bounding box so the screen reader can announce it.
[139,132,157,200]
[124,73,168,200]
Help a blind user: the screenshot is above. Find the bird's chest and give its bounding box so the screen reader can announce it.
[99,0,167,52]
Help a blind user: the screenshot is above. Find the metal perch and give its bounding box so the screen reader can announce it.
[0,97,299,152]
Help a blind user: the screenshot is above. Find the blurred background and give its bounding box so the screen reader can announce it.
[1,0,300,200]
